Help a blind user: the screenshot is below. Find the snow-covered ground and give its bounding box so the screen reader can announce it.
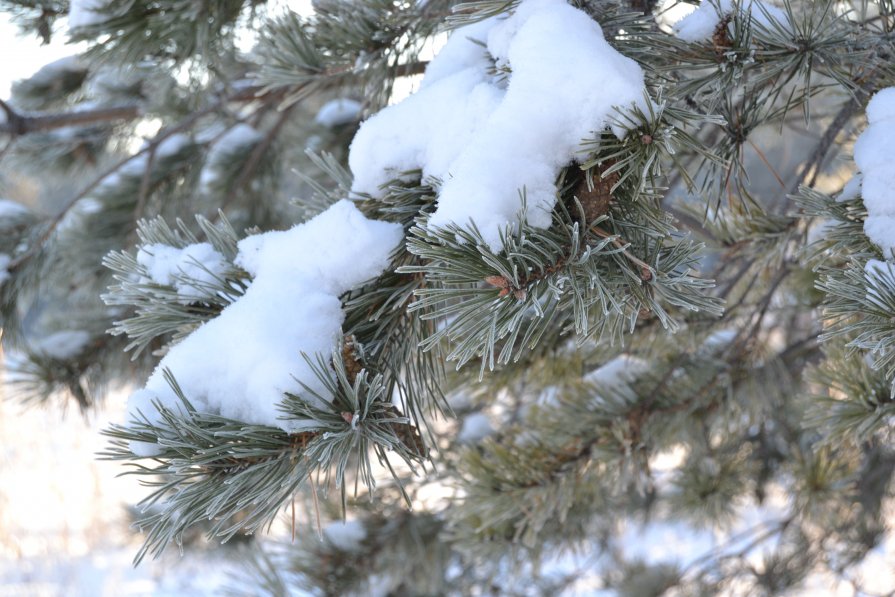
[0,375,243,596]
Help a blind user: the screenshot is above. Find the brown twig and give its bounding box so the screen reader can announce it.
[0,100,140,137]
[788,94,863,196]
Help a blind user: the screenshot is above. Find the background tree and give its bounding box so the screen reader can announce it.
[1,0,895,594]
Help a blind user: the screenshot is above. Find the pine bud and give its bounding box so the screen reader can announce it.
[573,163,618,225]
[341,335,364,386]
[712,16,733,58]
[484,275,511,289]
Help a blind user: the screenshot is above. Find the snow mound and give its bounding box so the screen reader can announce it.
[837,173,863,203]
[126,200,403,455]
[655,1,698,34]
[349,0,646,252]
[95,133,192,192]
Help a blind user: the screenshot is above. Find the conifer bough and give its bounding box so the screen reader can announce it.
[2,0,895,593]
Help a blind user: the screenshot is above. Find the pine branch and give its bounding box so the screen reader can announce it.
[0,100,140,137]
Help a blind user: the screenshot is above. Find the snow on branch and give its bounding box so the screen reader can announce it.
[349,0,646,252]
[671,0,790,43]
[855,88,895,256]
[126,200,403,455]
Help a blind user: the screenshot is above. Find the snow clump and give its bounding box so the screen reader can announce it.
[672,0,789,43]
[855,88,895,256]
[137,243,231,303]
[348,0,646,252]
[323,520,368,552]
[126,200,403,456]
[315,99,363,128]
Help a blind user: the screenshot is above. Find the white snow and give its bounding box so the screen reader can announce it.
[199,124,263,192]
[457,412,495,443]
[866,87,895,123]
[136,242,230,303]
[0,253,10,287]
[98,133,192,190]
[155,133,191,159]
[34,330,91,360]
[837,172,862,202]
[348,0,646,252]
[126,200,402,455]
[854,88,895,256]
[655,0,698,34]
[20,55,85,86]
[315,98,363,128]
[88,66,142,96]
[123,133,191,178]
[68,0,111,31]
[836,0,883,22]
[0,199,29,220]
[672,0,790,43]
[323,519,367,552]
[584,354,649,388]
[701,328,737,351]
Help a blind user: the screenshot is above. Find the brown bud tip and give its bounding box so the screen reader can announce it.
[498,287,510,298]
[640,134,653,145]
[640,267,653,282]
[341,412,354,424]
[484,275,510,288]
[513,288,527,301]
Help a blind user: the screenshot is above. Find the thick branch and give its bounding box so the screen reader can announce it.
[0,101,140,136]
[0,84,270,138]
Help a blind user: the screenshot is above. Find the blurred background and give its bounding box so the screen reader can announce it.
[0,16,246,595]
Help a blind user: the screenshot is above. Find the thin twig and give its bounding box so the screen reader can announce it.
[134,147,158,223]
[220,104,297,211]
[789,94,863,195]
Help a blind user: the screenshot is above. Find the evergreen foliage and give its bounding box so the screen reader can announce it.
[2,0,895,594]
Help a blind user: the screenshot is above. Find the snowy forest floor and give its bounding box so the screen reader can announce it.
[0,380,247,596]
